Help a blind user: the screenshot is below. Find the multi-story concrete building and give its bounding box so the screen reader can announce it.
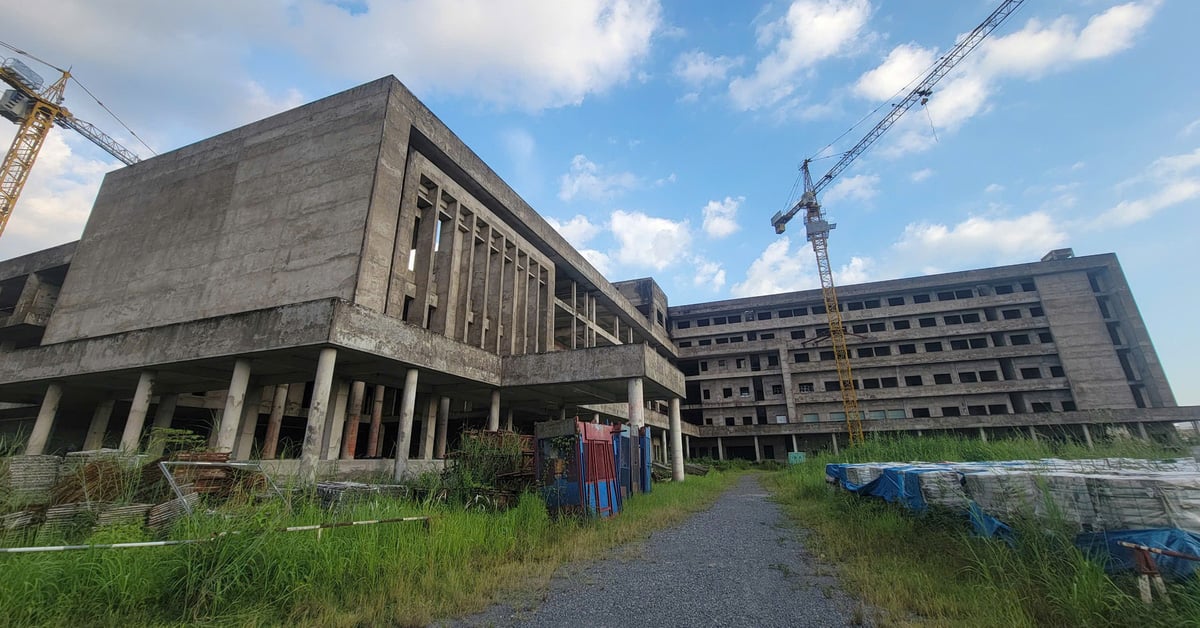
[0,77,686,482]
[663,250,1192,460]
[0,77,1192,474]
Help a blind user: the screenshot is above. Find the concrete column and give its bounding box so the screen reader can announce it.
[1028,425,1038,441]
[685,434,690,459]
[1081,423,1095,450]
[791,433,799,453]
[831,433,839,456]
[146,393,179,458]
[669,398,685,482]
[420,396,437,460]
[233,385,263,460]
[25,382,63,455]
[717,436,725,461]
[487,389,501,431]
[215,359,252,453]
[151,394,179,433]
[660,430,668,463]
[367,385,385,458]
[1137,421,1149,441]
[394,368,419,479]
[627,378,645,429]
[627,377,645,493]
[261,384,289,460]
[505,408,514,432]
[341,381,366,460]
[120,371,157,452]
[322,380,350,460]
[299,348,337,483]
[83,399,115,451]
[754,435,762,462]
[435,396,450,458]
[978,427,988,443]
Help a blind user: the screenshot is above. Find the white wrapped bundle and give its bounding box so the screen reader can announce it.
[964,470,1041,520]
[915,468,968,508]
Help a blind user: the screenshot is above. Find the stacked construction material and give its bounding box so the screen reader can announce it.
[6,455,61,502]
[147,488,199,530]
[315,481,410,508]
[35,502,94,542]
[96,503,154,527]
[826,457,1200,578]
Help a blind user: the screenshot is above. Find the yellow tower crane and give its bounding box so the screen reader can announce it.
[770,0,1026,447]
[0,50,141,240]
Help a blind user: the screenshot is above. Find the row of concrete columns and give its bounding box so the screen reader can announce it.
[695,422,1167,461]
[22,358,690,489]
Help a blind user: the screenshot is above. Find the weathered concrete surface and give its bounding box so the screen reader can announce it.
[259,457,444,479]
[330,301,502,386]
[1036,270,1134,409]
[501,344,685,398]
[0,241,75,282]
[42,81,392,344]
[0,299,336,387]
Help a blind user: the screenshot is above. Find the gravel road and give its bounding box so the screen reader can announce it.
[452,474,866,627]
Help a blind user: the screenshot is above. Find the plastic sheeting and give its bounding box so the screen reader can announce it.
[826,458,1200,579]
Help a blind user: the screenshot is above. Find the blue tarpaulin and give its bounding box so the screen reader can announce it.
[825,461,1200,579]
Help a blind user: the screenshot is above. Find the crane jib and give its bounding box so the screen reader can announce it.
[768,0,1026,447]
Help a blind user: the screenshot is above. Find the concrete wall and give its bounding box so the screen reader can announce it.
[42,81,392,344]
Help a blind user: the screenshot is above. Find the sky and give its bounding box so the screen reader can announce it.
[1,0,1197,404]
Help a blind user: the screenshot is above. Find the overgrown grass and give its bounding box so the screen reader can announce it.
[0,470,738,626]
[767,434,1200,627]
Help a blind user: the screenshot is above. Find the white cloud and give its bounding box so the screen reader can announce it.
[1094,148,1200,227]
[546,214,602,247]
[580,249,613,276]
[861,2,1158,157]
[729,0,871,111]
[0,130,116,259]
[985,183,1005,194]
[673,50,743,86]
[823,173,879,204]
[609,209,690,270]
[693,258,727,290]
[701,196,743,238]
[910,168,934,183]
[558,155,640,201]
[732,238,817,297]
[730,236,871,297]
[1184,118,1200,137]
[853,43,935,101]
[287,0,665,111]
[892,211,1068,272]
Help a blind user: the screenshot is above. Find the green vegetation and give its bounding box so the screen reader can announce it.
[0,470,737,626]
[767,434,1200,627]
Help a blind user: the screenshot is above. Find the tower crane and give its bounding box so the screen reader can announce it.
[770,0,1025,447]
[0,50,142,240]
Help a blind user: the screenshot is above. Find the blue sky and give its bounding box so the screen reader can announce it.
[2,0,1197,403]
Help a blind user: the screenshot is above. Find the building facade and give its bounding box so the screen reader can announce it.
[0,77,686,481]
[0,77,1192,474]
[665,250,1190,460]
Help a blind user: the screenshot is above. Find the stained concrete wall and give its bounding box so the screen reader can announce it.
[42,81,392,344]
[1035,270,1134,409]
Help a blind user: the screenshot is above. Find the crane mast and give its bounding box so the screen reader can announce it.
[0,55,140,240]
[769,0,1025,447]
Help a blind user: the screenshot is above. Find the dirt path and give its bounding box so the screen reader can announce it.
[452,474,865,627]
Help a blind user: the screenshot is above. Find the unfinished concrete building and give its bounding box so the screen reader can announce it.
[0,77,687,481]
[665,249,1193,460]
[0,77,1192,474]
